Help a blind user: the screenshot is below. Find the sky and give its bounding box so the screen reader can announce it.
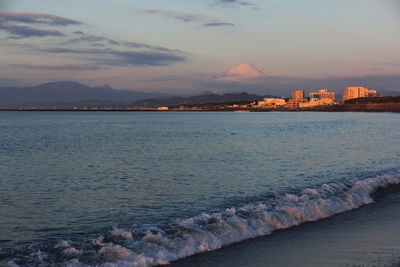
[0,0,399,95]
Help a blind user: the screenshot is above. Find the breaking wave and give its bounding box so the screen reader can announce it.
[1,170,400,267]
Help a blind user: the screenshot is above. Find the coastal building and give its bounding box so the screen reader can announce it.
[342,86,379,102]
[264,98,286,106]
[310,89,335,101]
[256,98,286,108]
[292,90,305,100]
[298,98,334,107]
[286,90,307,108]
[294,88,336,107]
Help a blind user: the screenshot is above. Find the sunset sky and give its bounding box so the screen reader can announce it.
[1,0,399,95]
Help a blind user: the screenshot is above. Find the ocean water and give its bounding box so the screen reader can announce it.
[0,111,399,266]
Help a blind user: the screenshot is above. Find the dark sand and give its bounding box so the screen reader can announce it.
[172,192,400,267]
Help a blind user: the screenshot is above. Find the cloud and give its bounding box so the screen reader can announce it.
[37,47,188,67]
[63,31,184,54]
[0,12,188,68]
[11,63,107,71]
[0,23,64,38]
[203,22,234,27]
[214,0,253,6]
[123,41,182,52]
[64,32,120,46]
[139,9,234,27]
[0,12,81,26]
[0,12,81,39]
[90,43,105,47]
[105,50,187,66]
[141,9,208,23]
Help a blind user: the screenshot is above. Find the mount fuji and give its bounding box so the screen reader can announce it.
[216,63,268,82]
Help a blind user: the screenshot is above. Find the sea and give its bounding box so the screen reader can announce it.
[0,111,399,267]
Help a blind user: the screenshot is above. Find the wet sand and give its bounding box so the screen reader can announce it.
[172,191,400,267]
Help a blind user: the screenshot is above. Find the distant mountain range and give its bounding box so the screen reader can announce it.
[0,81,171,107]
[0,81,272,108]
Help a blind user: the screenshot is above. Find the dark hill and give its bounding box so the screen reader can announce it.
[121,92,271,108]
[0,81,169,107]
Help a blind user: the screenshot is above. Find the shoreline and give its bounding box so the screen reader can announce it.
[1,102,400,112]
[0,105,400,113]
[172,190,400,267]
[1,109,399,112]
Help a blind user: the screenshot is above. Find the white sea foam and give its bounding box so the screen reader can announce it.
[105,170,400,266]
[62,247,82,256]
[54,240,82,256]
[110,229,133,240]
[54,240,70,249]
[97,243,165,267]
[4,170,400,267]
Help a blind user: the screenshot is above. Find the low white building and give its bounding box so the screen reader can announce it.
[298,98,334,107]
[257,98,286,107]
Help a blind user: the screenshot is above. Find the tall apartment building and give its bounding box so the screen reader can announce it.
[310,89,335,100]
[292,90,305,100]
[342,86,379,102]
[286,90,307,108]
[296,89,336,107]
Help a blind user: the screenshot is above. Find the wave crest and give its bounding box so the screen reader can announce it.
[3,170,400,267]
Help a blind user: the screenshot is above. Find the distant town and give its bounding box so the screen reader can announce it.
[149,85,399,112]
[1,83,399,112]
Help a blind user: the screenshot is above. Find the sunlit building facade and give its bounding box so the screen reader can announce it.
[257,98,286,107]
[286,90,307,107]
[298,98,334,107]
[310,89,335,101]
[342,86,379,102]
[292,90,305,100]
